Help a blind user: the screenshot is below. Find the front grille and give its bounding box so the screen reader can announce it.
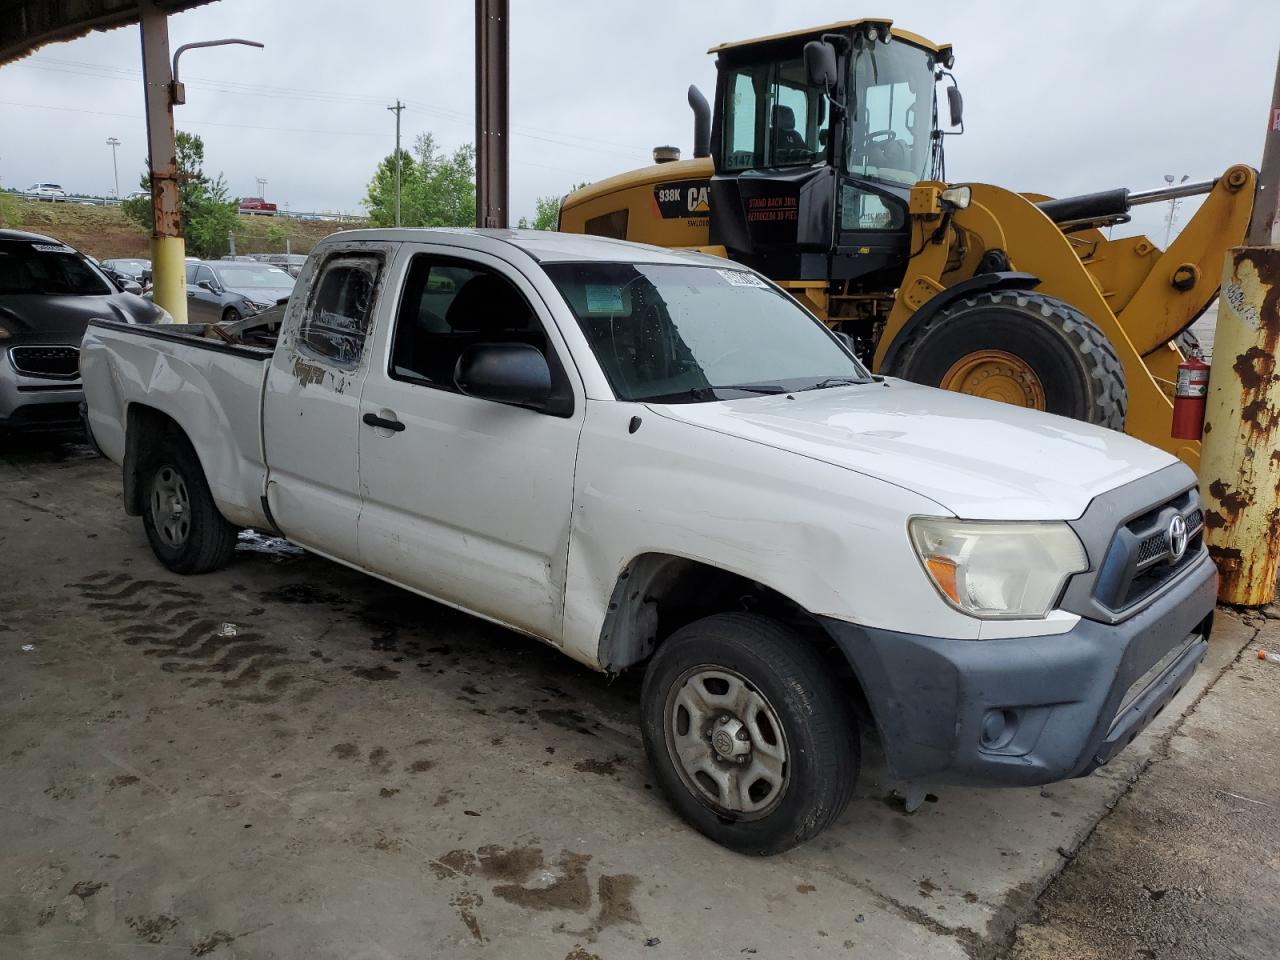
[1093,488,1205,613]
[10,345,80,379]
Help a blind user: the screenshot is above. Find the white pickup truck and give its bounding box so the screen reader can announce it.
[81,229,1217,854]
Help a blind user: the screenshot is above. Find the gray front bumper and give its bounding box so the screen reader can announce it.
[821,549,1217,787]
[0,360,83,430]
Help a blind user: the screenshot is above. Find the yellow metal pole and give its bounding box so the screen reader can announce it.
[1200,248,1280,605]
[139,1,187,323]
[1199,47,1280,605]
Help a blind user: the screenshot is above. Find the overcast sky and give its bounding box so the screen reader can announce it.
[1,0,1277,239]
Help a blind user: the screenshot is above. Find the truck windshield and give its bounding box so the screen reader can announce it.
[545,262,870,403]
[0,240,113,296]
[847,42,936,185]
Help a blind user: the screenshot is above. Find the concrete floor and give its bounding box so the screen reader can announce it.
[0,437,1262,960]
[1007,612,1280,960]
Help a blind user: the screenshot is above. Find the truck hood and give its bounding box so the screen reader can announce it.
[647,379,1179,521]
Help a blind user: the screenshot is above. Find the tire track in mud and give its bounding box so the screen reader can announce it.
[68,571,308,703]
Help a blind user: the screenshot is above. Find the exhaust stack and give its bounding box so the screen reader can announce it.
[688,85,711,159]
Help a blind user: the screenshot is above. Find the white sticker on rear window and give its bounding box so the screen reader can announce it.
[716,268,767,288]
[31,243,75,254]
[584,284,625,313]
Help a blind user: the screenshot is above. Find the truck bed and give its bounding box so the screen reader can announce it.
[80,319,274,529]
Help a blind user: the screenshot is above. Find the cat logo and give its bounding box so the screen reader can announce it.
[654,180,711,220]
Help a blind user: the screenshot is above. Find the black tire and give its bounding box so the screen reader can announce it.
[222,307,242,325]
[640,614,859,855]
[890,290,1128,430]
[141,432,237,574]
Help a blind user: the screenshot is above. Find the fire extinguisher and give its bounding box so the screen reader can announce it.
[1172,350,1210,440]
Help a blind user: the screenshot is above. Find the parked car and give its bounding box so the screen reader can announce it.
[25,183,67,201]
[101,258,151,290]
[0,230,169,432]
[238,197,277,216]
[81,229,1215,854]
[183,259,295,324]
[252,253,307,278]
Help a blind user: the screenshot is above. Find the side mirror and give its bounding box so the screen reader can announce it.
[197,279,217,292]
[946,85,964,128]
[454,342,551,410]
[804,40,838,89]
[121,279,143,295]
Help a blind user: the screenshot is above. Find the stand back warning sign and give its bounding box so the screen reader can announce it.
[653,179,710,219]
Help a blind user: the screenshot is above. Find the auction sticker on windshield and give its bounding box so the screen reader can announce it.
[716,269,768,288]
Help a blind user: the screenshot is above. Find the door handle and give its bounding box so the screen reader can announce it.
[363,412,405,432]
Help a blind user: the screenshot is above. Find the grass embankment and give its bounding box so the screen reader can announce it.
[0,198,364,260]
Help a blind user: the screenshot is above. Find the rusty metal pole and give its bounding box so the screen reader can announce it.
[1199,46,1280,605]
[475,0,509,228]
[139,1,187,323]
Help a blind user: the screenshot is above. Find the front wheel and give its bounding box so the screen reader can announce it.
[222,307,242,325]
[889,290,1128,431]
[640,614,859,855]
[141,434,237,574]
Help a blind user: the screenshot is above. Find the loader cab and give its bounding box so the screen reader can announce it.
[708,22,950,284]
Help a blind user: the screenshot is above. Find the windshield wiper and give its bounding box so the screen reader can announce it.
[688,383,788,398]
[801,376,872,391]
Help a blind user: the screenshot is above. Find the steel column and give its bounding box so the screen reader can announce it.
[475,0,509,228]
[139,1,187,322]
[1247,47,1280,246]
[1199,47,1280,605]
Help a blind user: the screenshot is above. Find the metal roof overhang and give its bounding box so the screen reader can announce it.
[0,0,212,65]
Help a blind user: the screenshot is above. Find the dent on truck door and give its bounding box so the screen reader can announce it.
[355,250,583,641]
[261,251,384,557]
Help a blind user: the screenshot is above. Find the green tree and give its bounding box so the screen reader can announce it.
[363,133,476,228]
[122,131,239,259]
[517,194,561,231]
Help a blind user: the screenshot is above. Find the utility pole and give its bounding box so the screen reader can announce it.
[1198,46,1280,605]
[475,0,509,228]
[105,137,121,197]
[387,99,405,227]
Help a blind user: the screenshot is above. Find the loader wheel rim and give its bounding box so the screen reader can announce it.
[940,350,1046,410]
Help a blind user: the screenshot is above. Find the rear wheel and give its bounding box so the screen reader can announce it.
[141,434,237,574]
[640,614,859,855]
[890,290,1127,430]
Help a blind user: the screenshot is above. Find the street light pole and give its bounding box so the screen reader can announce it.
[1163,173,1190,246]
[105,137,120,197]
[256,176,267,199]
[387,99,404,227]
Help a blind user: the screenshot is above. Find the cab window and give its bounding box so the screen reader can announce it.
[388,255,547,392]
[296,255,381,368]
[722,57,828,170]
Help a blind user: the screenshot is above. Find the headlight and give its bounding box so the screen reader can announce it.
[909,518,1087,620]
[0,325,9,339]
[246,300,272,312]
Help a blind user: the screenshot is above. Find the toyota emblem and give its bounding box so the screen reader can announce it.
[1168,514,1189,562]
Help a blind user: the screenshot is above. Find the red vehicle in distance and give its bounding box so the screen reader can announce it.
[238,197,277,216]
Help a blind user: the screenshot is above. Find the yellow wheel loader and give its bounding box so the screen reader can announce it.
[558,19,1256,468]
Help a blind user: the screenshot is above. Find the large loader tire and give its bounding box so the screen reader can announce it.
[889,290,1128,431]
